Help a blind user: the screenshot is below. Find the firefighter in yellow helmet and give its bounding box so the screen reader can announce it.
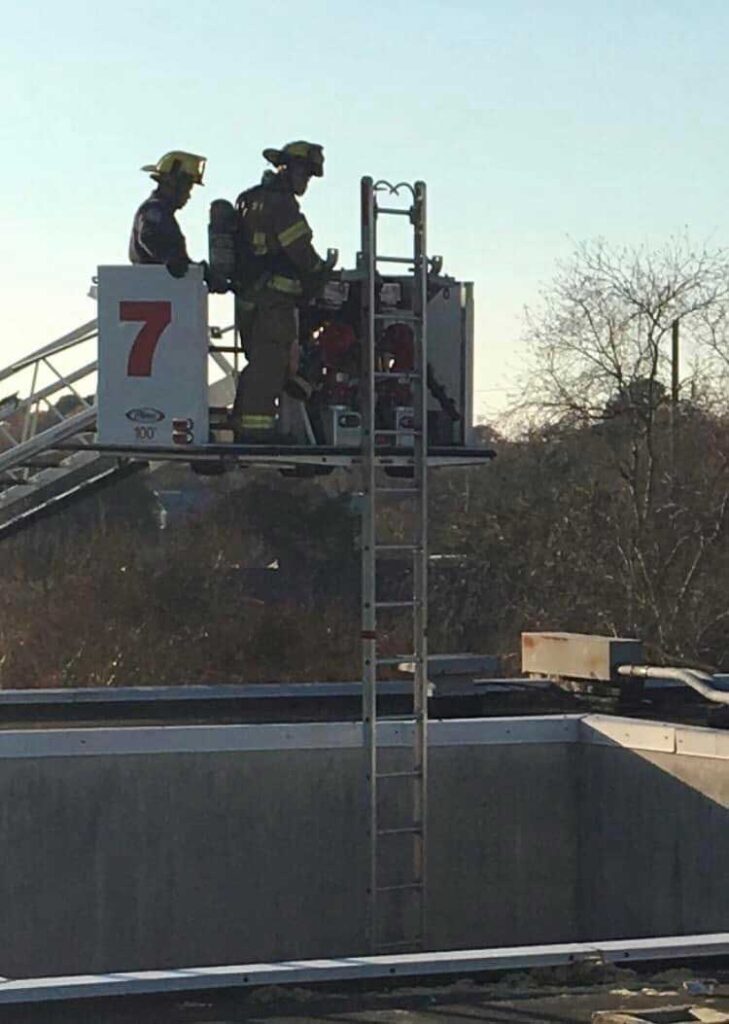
[231,141,334,441]
[129,151,206,276]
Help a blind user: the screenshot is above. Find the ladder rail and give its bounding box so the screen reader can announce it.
[0,320,99,385]
[8,361,97,425]
[0,317,238,530]
[361,176,429,954]
[21,359,41,445]
[411,180,429,949]
[0,407,98,476]
[0,321,236,469]
[361,176,379,952]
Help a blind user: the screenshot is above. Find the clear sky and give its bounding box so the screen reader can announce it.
[2,0,728,423]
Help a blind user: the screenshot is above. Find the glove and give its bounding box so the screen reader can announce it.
[301,250,337,302]
[166,256,189,279]
[203,260,230,294]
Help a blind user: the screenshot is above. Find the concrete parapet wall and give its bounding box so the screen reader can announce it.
[0,717,577,977]
[0,714,726,978]
[577,716,729,940]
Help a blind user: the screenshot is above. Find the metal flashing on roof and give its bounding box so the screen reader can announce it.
[2,933,728,1005]
[582,715,729,761]
[0,713,728,760]
[0,715,583,760]
[0,681,414,705]
[580,715,677,754]
[675,725,729,761]
[431,716,579,746]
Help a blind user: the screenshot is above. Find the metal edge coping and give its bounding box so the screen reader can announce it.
[1,933,728,1005]
[0,675,682,707]
[0,713,726,760]
[0,682,415,705]
[581,714,729,760]
[0,715,582,759]
[0,661,507,704]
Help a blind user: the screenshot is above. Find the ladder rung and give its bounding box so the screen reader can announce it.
[377,882,423,893]
[375,600,417,609]
[377,770,422,780]
[373,429,422,436]
[377,826,422,836]
[373,314,421,323]
[375,543,419,551]
[378,488,418,496]
[376,206,412,217]
[380,711,427,723]
[373,371,422,379]
[375,655,420,665]
[376,255,414,265]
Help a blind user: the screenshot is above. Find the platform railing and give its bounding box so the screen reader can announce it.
[0,317,237,531]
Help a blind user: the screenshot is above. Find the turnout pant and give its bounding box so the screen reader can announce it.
[233,298,297,428]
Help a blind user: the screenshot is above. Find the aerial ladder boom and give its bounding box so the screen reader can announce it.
[0,313,236,538]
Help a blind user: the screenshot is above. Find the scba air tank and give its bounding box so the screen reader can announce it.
[207,199,237,292]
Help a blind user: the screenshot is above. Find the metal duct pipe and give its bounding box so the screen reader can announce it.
[618,663,729,705]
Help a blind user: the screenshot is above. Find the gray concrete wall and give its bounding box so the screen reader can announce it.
[0,747,365,977]
[428,740,578,951]
[3,713,726,980]
[576,717,729,941]
[0,718,578,978]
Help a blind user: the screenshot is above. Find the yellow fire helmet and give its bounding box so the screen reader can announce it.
[263,141,324,177]
[141,151,206,185]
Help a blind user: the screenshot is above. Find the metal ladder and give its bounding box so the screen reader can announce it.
[360,176,429,953]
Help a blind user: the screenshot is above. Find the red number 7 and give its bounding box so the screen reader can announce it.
[120,301,172,377]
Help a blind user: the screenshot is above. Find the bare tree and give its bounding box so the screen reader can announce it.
[499,238,729,665]
[521,237,729,425]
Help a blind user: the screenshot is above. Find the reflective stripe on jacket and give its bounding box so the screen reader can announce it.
[236,173,325,300]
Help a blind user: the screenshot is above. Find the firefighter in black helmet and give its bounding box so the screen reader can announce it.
[231,140,334,441]
[129,151,206,277]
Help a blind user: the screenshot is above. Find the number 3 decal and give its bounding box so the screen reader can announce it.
[120,301,172,377]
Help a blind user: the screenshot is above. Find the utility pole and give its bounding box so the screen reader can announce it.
[671,318,680,477]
